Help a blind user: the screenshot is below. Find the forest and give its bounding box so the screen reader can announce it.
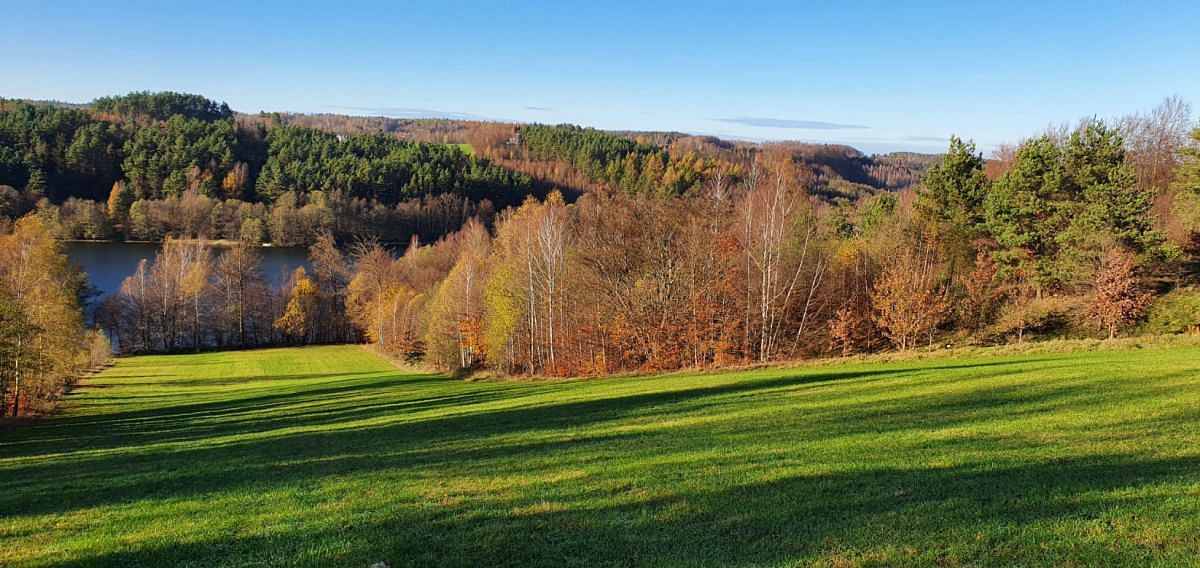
[0,92,534,246]
[1,92,1199,414]
[328,106,1200,376]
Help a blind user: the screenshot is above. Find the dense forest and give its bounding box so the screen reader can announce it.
[466,122,937,201]
[2,91,1198,414]
[1,91,935,246]
[95,99,1200,369]
[0,92,534,246]
[334,108,1200,376]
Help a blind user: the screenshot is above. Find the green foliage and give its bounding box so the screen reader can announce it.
[985,136,1074,288]
[0,99,123,201]
[1176,128,1200,192]
[1066,121,1161,254]
[3,344,1200,564]
[1140,286,1200,334]
[1,97,530,231]
[92,91,233,122]
[855,192,898,236]
[1173,128,1200,230]
[985,121,1163,292]
[121,115,239,199]
[255,126,530,205]
[826,193,897,240]
[919,136,989,266]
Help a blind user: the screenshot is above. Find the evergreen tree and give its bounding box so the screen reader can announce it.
[985,136,1073,293]
[919,136,989,272]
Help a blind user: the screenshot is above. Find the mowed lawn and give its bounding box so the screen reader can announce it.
[2,345,1200,567]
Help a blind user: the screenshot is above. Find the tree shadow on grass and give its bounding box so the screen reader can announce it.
[48,454,1200,567]
[1,359,1099,522]
[9,355,1184,567]
[1,356,1019,462]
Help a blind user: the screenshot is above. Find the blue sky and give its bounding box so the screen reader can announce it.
[3,0,1198,153]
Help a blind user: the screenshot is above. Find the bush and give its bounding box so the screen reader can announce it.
[987,296,1083,343]
[1140,287,1200,335]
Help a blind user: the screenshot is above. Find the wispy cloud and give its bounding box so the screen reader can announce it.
[902,135,949,143]
[323,105,488,120]
[523,105,552,111]
[714,116,868,130]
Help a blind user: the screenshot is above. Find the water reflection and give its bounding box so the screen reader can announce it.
[65,241,311,300]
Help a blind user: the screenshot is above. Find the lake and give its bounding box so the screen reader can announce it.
[66,241,311,300]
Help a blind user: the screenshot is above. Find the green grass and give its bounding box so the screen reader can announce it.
[2,344,1199,567]
[1142,287,1200,334]
[446,142,474,155]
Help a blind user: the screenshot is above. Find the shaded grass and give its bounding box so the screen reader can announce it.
[2,344,1199,566]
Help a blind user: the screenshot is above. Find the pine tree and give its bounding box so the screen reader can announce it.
[106,181,133,224]
[919,136,989,272]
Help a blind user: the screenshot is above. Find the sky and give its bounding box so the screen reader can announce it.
[3,0,1198,154]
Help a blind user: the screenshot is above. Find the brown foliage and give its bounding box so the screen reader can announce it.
[1087,249,1154,339]
[871,246,949,350]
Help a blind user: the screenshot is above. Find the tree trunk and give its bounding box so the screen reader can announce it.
[11,334,21,417]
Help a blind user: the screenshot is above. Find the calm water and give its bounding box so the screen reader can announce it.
[66,241,310,299]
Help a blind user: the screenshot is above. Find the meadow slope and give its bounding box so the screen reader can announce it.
[2,344,1199,567]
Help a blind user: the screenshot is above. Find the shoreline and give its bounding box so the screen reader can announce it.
[59,238,294,248]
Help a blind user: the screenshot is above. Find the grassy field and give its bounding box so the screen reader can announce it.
[446,142,475,155]
[2,344,1199,567]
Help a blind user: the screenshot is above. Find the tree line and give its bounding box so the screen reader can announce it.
[3,92,938,248]
[469,123,937,202]
[81,98,1200,379]
[5,94,1198,400]
[0,92,534,245]
[44,188,501,247]
[341,104,1198,375]
[96,234,356,353]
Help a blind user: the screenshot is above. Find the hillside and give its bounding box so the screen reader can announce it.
[4,94,936,205]
[2,344,1198,566]
[1,93,939,248]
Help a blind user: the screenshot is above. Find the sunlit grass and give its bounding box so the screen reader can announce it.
[2,344,1199,566]
[446,142,475,156]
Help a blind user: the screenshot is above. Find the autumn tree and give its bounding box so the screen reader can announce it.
[1121,97,1192,181]
[739,167,826,362]
[106,180,133,225]
[425,218,491,370]
[346,242,401,346]
[1087,248,1153,339]
[830,301,869,356]
[0,290,35,415]
[309,232,352,343]
[871,245,948,350]
[483,193,571,375]
[148,238,211,350]
[0,216,89,415]
[221,162,251,199]
[959,251,1005,332]
[275,267,318,343]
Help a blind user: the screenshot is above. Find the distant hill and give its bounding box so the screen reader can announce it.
[240,112,941,201]
[5,93,941,208]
